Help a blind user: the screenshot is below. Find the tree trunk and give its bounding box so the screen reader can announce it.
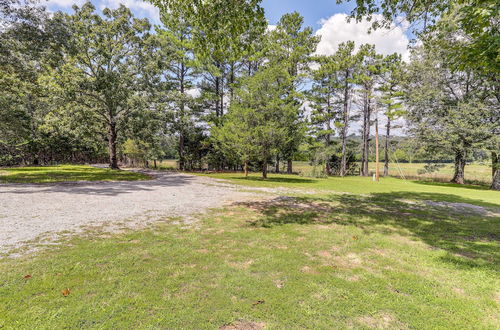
[360,96,367,176]
[375,117,380,181]
[384,117,391,177]
[451,149,466,184]
[262,160,268,179]
[340,72,350,177]
[287,159,292,174]
[244,160,249,177]
[275,155,280,173]
[491,151,500,190]
[215,76,220,118]
[179,61,186,171]
[178,133,185,170]
[361,93,371,176]
[108,121,119,169]
[325,132,332,176]
[154,159,157,169]
[325,161,332,176]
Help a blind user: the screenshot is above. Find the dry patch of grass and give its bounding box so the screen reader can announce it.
[220,320,266,330]
[354,312,408,329]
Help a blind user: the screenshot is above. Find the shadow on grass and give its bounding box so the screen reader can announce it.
[227,176,318,184]
[236,192,500,271]
[414,180,490,191]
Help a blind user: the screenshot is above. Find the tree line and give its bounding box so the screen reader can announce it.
[0,0,498,189]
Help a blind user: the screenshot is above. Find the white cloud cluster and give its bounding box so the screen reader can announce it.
[267,24,276,32]
[44,0,160,23]
[315,13,410,61]
[44,0,86,7]
[99,0,159,22]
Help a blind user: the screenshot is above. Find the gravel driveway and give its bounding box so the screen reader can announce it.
[0,171,255,255]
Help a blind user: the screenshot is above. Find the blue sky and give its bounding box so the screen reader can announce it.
[262,0,356,29]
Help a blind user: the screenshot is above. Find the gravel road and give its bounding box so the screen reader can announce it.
[0,171,255,255]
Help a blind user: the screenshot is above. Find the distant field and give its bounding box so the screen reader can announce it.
[293,161,492,185]
[0,165,150,184]
[156,159,178,170]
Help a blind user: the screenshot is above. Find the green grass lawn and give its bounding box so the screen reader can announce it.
[0,165,150,184]
[199,172,499,206]
[1,173,499,328]
[293,161,492,185]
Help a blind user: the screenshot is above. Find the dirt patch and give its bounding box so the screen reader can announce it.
[423,200,500,216]
[220,321,265,330]
[274,279,285,288]
[317,250,332,258]
[228,259,254,269]
[301,266,319,274]
[330,253,363,269]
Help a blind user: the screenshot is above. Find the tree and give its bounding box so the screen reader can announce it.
[213,65,300,178]
[487,136,500,190]
[55,3,152,169]
[153,13,201,170]
[267,12,320,174]
[405,46,496,184]
[357,44,382,176]
[379,53,405,176]
[155,0,266,125]
[309,55,340,175]
[150,0,266,60]
[332,41,361,176]
[0,0,68,165]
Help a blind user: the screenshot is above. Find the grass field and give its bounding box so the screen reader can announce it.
[0,165,150,184]
[156,159,178,170]
[198,173,498,205]
[1,173,498,328]
[293,161,492,185]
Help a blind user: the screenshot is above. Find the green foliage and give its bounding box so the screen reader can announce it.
[213,65,300,176]
[0,0,497,188]
[338,0,499,74]
[405,45,497,169]
[150,0,266,61]
[379,53,405,120]
[266,12,319,166]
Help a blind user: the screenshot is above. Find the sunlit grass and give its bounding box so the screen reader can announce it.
[0,165,150,183]
[196,172,499,206]
[293,161,492,184]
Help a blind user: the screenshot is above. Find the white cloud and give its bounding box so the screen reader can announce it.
[44,0,86,7]
[44,0,160,23]
[99,0,159,22]
[267,24,276,32]
[315,13,410,62]
[186,87,201,98]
